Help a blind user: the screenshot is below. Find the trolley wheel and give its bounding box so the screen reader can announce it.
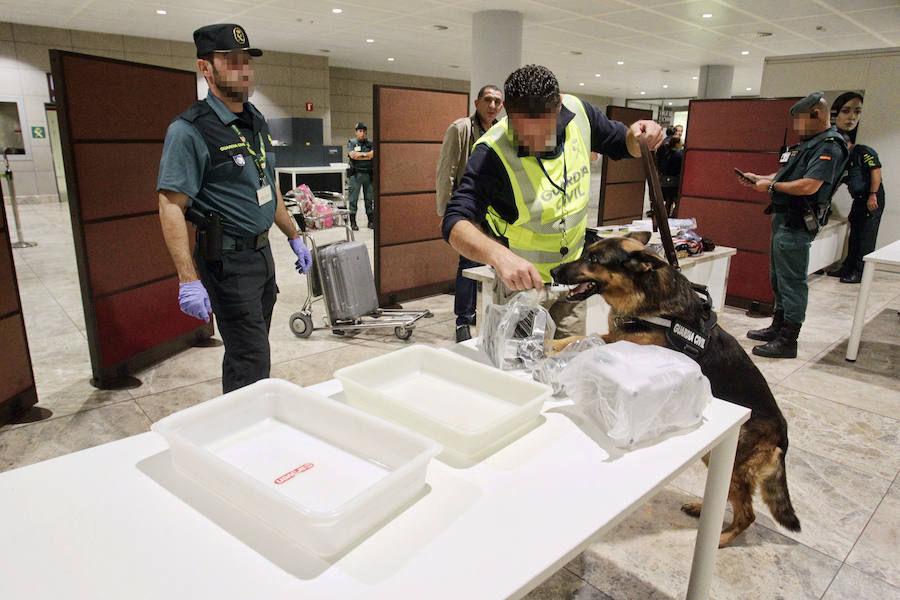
[289,312,313,338]
[332,328,346,336]
[394,326,413,340]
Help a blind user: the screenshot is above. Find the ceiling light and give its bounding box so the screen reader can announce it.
[741,50,750,55]
[746,87,752,91]
[430,24,449,31]
[617,60,624,65]
[594,73,601,77]
[387,57,395,61]
[366,39,374,43]
[692,76,698,80]
[332,8,342,13]
[662,84,668,88]
[156,9,166,14]
[579,82,585,86]
[702,13,713,19]
[318,49,330,53]
[640,91,646,95]
[667,102,673,105]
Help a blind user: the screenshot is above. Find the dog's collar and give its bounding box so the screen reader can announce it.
[615,285,717,360]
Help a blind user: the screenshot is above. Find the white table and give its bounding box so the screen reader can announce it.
[276,163,349,196]
[845,239,900,361]
[464,245,736,335]
[0,376,748,599]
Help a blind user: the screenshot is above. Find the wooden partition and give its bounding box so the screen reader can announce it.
[373,86,468,305]
[680,97,801,311]
[0,189,37,425]
[597,106,652,225]
[51,51,210,388]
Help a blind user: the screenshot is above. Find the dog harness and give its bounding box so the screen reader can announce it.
[614,284,718,360]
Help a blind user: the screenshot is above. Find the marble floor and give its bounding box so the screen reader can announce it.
[2,200,898,600]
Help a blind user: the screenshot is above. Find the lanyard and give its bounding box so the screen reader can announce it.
[230,124,267,184]
[536,155,570,256]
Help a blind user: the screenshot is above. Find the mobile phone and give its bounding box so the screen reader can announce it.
[733,168,755,183]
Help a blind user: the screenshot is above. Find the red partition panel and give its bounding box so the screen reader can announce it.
[52,50,209,387]
[686,98,801,151]
[0,193,37,425]
[682,97,800,311]
[374,85,469,305]
[598,106,652,225]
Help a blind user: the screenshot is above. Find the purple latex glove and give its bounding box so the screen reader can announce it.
[178,280,212,322]
[289,237,312,274]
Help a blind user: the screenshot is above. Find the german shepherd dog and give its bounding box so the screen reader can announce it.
[550,232,800,547]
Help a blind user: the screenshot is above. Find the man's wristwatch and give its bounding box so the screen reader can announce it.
[768,181,777,197]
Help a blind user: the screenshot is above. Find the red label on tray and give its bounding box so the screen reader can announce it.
[274,463,314,485]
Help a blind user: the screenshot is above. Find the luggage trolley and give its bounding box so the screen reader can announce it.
[284,194,432,340]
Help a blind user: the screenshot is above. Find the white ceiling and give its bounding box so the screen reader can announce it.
[2,0,898,99]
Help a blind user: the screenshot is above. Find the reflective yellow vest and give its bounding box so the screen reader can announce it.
[477,94,592,282]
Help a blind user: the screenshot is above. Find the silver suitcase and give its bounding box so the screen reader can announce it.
[318,241,379,321]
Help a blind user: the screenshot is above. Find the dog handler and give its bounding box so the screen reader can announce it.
[738,91,848,359]
[441,64,663,337]
[158,24,312,393]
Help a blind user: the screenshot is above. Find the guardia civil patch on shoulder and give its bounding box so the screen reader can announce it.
[233,154,246,167]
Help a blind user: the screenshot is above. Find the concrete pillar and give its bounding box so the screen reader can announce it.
[470,10,523,103]
[697,65,734,99]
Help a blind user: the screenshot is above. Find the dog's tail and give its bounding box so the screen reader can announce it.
[760,447,801,532]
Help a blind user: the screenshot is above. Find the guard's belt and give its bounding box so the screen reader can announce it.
[223,230,269,251]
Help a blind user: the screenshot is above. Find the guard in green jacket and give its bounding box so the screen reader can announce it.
[738,91,849,359]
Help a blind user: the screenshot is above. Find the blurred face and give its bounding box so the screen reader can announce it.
[474,88,503,125]
[201,50,253,103]
[355,128,367,141]
[674,125,683,139]
[508,97,560,154]
[835,97,863,132]
[793,113,821,139]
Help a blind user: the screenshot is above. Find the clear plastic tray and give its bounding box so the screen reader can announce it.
[151,378,441,557]
[334,345,551,466]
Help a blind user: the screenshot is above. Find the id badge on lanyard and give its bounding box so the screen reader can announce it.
[231,124,272,206]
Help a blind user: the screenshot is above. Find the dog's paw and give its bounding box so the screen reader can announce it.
[681,502,702,518]
[551,336,585,355]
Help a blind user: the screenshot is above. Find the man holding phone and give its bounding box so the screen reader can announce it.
[736,91,848,359]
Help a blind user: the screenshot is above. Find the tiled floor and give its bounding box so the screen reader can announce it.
[2,200,898,600]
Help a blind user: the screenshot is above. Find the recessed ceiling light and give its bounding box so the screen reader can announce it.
[332,8,342,13]
[692,76,698,80]
[617,60,624,65]
[746,87,752,91]
[318,49,330,53]
[662,84,669,88]
[430,24,449,31]
[667,102,673,105]
[156,9,166,14]
[594,73,601,77]
[448,64,460,69]
[366,39,374,43]
[741,50,750,55]
[387,57,395,61]
[579,82,585,86]
[640,91,646,95]
[702,13,713,19]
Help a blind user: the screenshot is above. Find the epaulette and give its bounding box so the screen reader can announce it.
[179,100,212,123]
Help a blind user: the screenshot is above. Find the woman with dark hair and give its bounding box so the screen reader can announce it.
[828,92,886,283]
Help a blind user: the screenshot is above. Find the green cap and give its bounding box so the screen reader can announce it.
[789,91,824,115]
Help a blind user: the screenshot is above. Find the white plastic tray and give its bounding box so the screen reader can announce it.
[151,378,441,557]
[334,345,551,466]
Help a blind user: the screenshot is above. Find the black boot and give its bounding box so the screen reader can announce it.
[752,320,800,359]
[747,310,784,342]
[349,215,359,231]
[827,264,850,278]
[840,271,862,284]
[367,213,375,229]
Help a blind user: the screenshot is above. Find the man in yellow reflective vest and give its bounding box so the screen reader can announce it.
[442,64,663,337]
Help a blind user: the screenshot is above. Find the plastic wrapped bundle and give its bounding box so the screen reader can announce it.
[533,335,606,395]
[480,292,556,370]
[561,341,711,448]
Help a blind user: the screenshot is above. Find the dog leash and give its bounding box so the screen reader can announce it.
[638,137,680,270]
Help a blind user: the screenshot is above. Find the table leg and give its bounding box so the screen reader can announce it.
[846,261,876,361]
[685,426,739,600]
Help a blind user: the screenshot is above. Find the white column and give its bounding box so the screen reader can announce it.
[697,65,734,99]
[470,10,523,103]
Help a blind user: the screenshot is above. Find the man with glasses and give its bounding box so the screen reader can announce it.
[158,24,312,392]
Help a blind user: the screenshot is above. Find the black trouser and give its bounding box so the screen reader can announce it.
[843,200,883,274]
[197,244,277,393]
[455,254,481,327]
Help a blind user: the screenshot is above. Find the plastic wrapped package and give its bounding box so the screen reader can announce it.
[480,292,556,370]
[533,334,606,395]
[560,341,712,448]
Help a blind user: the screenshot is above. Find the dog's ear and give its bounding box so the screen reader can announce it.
[622,250,668,272]
[625,231,651,245]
